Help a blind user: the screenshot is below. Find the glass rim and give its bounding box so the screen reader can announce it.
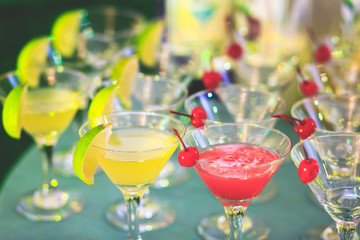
[291,133,360,156]
[25,68,89,105]
[85,6,145,38]
[183,122,292,169]
[79,111,186,153]
[291,93,360,134]
[184,84,286,119]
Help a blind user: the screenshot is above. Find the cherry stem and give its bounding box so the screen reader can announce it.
[272,114,302,125]
[296,66,305,81]
[173,129,188,151]
[300,140,310,162]
[224,15,236,43]
[306,26,320,46]
[169,110,192,119]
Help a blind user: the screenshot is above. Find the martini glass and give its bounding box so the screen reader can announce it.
[1,66,89,221]
[52,7,144,176]
[291,134,360,240]
[184,84,287,239]
[79,111,186,240]
[182,123,291,240]
[101,73,189,232]
[291,94,360,240]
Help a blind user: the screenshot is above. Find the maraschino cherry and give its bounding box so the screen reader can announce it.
[173,129,199,167]
[296,66,318,96]
[272,114,319,184]
[307,27,331,64]
[298,157,319,184]
[224,16,244,60]
[272,114,316,139]
[314,44,331,64]
[245,15,260,41]
[202,71,222,90]
[170,106,207,128]
[226,43,243,60]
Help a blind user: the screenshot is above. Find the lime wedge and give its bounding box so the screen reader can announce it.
[88,84,119,121]
[51,9,82,58]
[73,123,112,184]
[110,55,139,109]
[137,19,164,67]
[2,85,28,139]
[16,36,49,86]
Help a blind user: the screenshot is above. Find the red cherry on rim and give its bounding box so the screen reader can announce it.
[296,118,316,139]
[173,129,199,167]
[202,71,222,90]
[245,15,261,41]
[178,146,199,167]
[191,106,207,128]
[296,66,318,96]
[300,80,318,96]
[298,158,319,184]
[169,106,207,128]
[272,114,316,139]
[314,44,331,64]
[226,43,243,60]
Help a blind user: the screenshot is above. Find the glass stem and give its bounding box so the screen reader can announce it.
[224,205,247,240]
[124,193,142,240]
[40,144,55,195]
[336,221,358,240]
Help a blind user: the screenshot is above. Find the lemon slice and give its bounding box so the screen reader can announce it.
[88,84,119,121]
[51,9,82,58]
[110,55,139,109]
[73,123,112,184]
[137,19,164,67]
[16,36,49,86]
[2,85,27,139]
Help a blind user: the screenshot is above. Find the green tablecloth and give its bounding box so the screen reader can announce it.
[0,122,333,240]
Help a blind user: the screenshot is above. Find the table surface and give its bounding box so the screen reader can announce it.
[0,121,335,240]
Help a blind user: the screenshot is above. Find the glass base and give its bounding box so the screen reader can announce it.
[197,212,270,240]
[53,147,77,176]
[16,189,83,222]
[152,159,190,189]
[105,196,176,232]
[252,180,278,204]
[302,224,359,240]
[53,146,102,177]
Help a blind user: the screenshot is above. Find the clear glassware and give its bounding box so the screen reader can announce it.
[79,111,186,240]
[291,94,360,240]
[102,72,189,232]
[184,84,287,239]
[52,6,145,176]
[182,123,291,240]
[291,134,360,240]
[1,66,89,221]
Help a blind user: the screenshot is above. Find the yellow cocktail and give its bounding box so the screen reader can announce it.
[78,111,185,239]
[100,127,178,191]
[22,88,80,145]
[1,67,89,222]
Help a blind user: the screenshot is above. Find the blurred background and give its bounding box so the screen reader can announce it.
[0,0,346,189]
[0,0,160,189]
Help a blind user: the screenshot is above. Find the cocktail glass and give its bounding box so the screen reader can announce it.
[291,134,360,240]
[1,66,89,221]
[79,111,186,240]
[182,123,291,240]
[291,94,360,240]
[53,6,144,176]
[184,84,287,239]
[103,72,189,232]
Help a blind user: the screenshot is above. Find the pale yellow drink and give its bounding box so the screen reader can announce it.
[166,0,232,53]
[22,88,80,145]
[98,127,178,192]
